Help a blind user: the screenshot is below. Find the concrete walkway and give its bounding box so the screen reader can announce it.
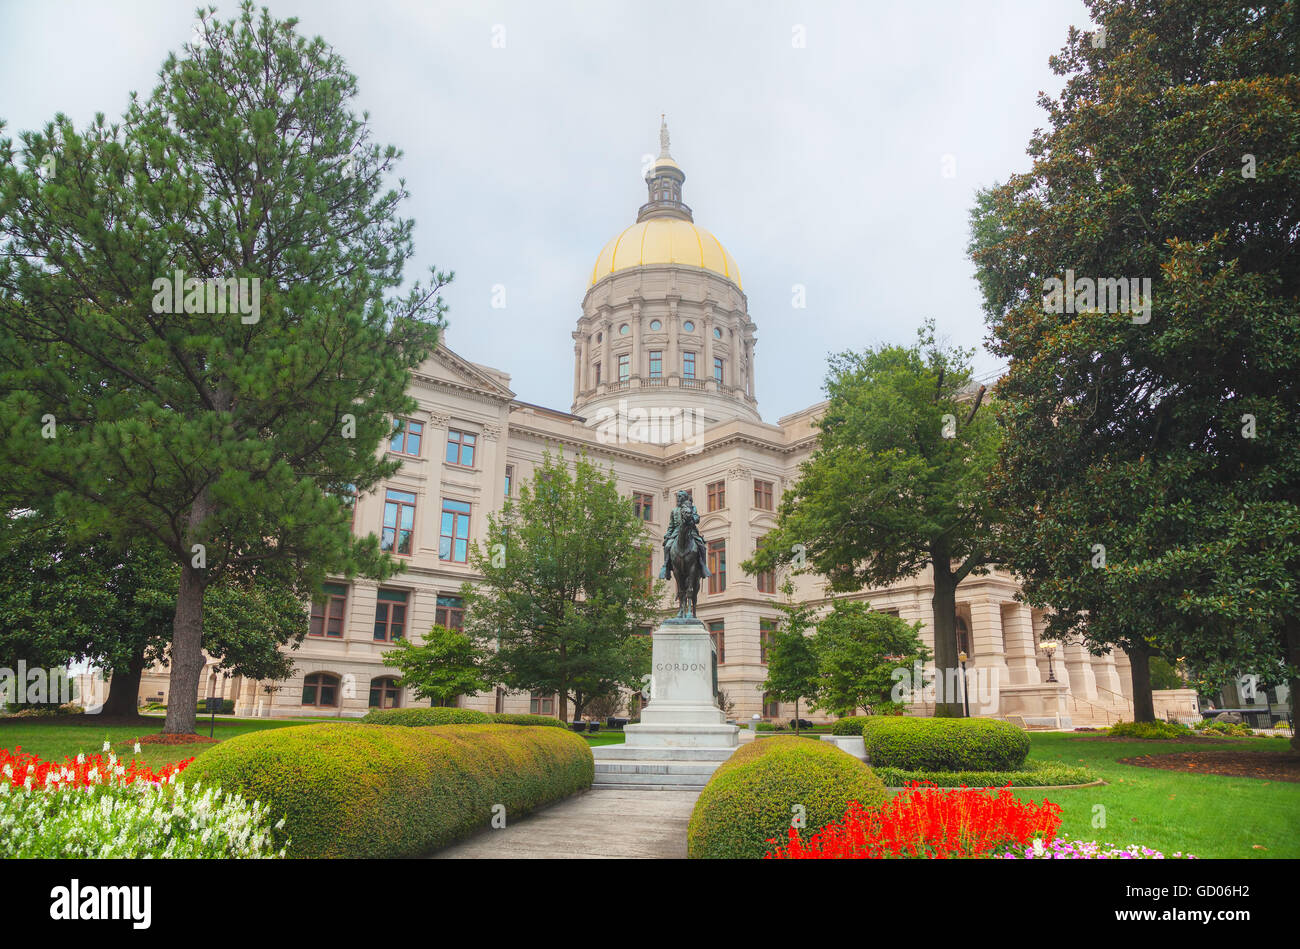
[433,787,700,859]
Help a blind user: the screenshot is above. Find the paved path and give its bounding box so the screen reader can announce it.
[433,788,700,859]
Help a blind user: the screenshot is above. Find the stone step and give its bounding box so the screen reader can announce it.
[590,745,736,762]
[592,756,726,790]
[594,759,721,775]
[592,771,712,789]
[590,781,707,792]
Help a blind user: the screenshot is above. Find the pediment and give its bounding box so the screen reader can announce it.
[416,346,515,400]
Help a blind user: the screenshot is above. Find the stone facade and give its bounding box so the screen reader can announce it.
[139,125,1135,727]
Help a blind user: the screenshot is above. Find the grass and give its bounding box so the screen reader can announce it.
[582,731,626,747]
[1007,732,1299,859]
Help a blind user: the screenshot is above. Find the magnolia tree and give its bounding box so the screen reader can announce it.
[968,0,1299,729]
[0,4,449,733]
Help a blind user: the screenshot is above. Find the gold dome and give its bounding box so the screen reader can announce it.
[590,218,741,289]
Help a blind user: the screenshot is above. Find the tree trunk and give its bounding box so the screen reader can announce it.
[1128,643,1155,723]
[1283,615,1300,753]
[930,559,963,717]
[101,645,147,718]
[794,697,800,733]
[163,559,206,734]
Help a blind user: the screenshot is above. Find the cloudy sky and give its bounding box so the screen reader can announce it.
[1,0,1093,421]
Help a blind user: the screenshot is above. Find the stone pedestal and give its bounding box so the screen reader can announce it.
[623,619,739,749]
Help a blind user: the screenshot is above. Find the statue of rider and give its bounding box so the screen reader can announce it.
[660,489,711,582]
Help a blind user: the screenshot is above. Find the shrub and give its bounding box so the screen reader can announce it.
[0,779,285,858]
[863,717,1030,771]
[831,716,870,736]
[1107,720,1191,740]
[361,707,490,726]
[488,713,567,728]
[1198,720,1257,738]
[871,760,1095,788]
[181,723,592,858]
[687,737,887,860]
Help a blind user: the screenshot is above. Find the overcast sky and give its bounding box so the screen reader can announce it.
[1,0,1093,421]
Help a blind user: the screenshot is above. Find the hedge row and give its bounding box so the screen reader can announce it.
[181,723,593,858]
[864,717,1030,771]
[831,715,899,737]
[1108,720,1190,740]
[872,760,1096,788]
[687,737,887,860]
[360,707,569,729]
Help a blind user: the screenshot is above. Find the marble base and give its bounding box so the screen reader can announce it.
[627,618,738,749]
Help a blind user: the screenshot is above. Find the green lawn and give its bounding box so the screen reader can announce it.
[1008,733,1299,859]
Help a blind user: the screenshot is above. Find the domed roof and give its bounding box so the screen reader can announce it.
[590,218,742,289]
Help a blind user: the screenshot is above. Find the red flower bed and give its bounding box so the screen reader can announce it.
[0,746,193,791]
[766,782,1062,859]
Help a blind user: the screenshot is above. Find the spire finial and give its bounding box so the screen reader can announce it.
[659,115,671,159]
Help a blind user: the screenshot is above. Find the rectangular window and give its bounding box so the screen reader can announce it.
[754,479,774,511]
[381,489,417,556]
[633,491,654,521]
[713,356,723,383]
[618,353,630,381]
[309,583,348,638]
[445,429,477,467]
[760,618,778,663]
[763,692,780,718]
[374,589,408,642]
[390,418,423,456]
[706,480,725,512]
[440,499,472,563]
[648,351,662,378]
[504,465,513,497]
[683,352,696,379]
[529,692,555,716]
[755,535,776,594]
[707,619,725,664]
[708,539,726,594]
[435,594,465,632]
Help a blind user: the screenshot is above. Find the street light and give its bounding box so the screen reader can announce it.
[1041,641,1059,683]
[957,650,970,718]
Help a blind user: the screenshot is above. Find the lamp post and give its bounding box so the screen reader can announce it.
[957,650,970,718]
[1041,641,1059,683]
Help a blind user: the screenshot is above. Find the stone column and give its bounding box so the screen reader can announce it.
[667,303,679,378]
[1112,648,1134,703]
[703,305,715,387]
[899,597,936,712]
[572,339,582,398]
[1093,651,1124,705]
[1064,641,1098,701]
[579,332,590,392]
[631,301,642,379]
[1001,602,1040,685]
[745,338,755,397]
[967,596,1008,715]
[600,315,612,386]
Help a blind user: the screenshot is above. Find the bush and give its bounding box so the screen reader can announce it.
[871,760,1096,788]
[687,737,887,859]
[361,707,490,726]
[181,723,593,857]
[1107,720,1191,740]
[831,716,870,736]
[863,717,1030,771]
[488,713,567,728]
[1198,720,1258,738]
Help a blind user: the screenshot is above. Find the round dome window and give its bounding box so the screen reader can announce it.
[713,327,723,339]
[683,320,695,332]
[620,324,630,335]
[649,319,662,331]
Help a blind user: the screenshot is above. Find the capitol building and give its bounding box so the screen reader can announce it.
[143,123,1142,729]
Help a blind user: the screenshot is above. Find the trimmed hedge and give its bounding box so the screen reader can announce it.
[830,715,899,737]
[488,713,567,728]
[1107,720,1191,740]
[361,707,490,726]
[873,759,1096,788]
[864,717,1030,771]
[181,723,593,858]
[687,737,887,859]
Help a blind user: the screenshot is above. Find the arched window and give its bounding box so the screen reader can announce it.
[302,672,340,708]
[369,676,401,709]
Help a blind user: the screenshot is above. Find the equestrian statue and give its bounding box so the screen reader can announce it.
[660,489,711,620]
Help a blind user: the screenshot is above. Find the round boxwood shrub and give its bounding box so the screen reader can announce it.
[863,717,1029,771]
[181,723,593,858]
[361,707,489,726]
[488,713,567,728]
[687,737,887,860]
[831,715,870,736]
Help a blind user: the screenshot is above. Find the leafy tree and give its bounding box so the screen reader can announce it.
[968,0,1299,734]
[744,321,1001,716]
[760,595,821,731]
[0,4,448,732]
[0,510,307,716]
[380,625,492,706]
[461,450,658,723]
[809,600,931,717]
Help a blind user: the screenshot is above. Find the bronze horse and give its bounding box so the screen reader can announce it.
[669,513,703,619]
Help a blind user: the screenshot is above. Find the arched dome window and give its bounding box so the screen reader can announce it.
[683,320,695,332]
[713,327,723,339]
[619,324,630,335]
[649,319,662,331]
